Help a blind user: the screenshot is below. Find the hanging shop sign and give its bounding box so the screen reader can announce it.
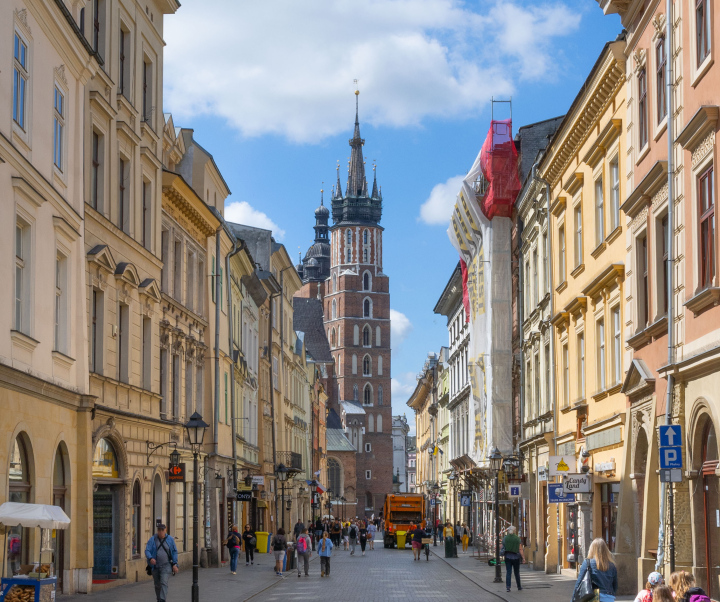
[562,473,592,494]
[548,483,575,504]
[538,466,549,482]
[549,455,575,477]
[168,463,186,482]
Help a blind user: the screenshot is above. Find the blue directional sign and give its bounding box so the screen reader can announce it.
[548,484,575,504]
[659,446,683,469]
[659,425,682,448]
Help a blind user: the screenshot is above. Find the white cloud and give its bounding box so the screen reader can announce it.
[225,201,286,240]
[392,372,418,401]
[390,309,413,345]
[419,174,465,225]
[164,1,581,143]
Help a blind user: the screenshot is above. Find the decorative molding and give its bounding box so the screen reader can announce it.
[651,182,669,212]
[633,48,647,73]
[630,205,649,232]
[54,65,68,87]
[14,9,30,33]
[651,13,666,41]
[691,130,715,169]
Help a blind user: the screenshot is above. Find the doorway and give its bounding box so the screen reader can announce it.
[701,422,719,598]
[52,447,68,590]
[93,488,115,577]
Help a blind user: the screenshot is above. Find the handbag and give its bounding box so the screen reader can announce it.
[572,560,599,602]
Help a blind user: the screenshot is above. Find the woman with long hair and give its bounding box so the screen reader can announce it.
[318,531,333,578]
[270,527,287,576]
[669,571,710,602]
[572,538,618,601]
[461,522,470,553]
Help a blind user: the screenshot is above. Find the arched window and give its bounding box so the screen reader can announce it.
[331,328,336,348]
[376,326,381,346]
[332,273,337,293]
[346,229,352,246]
[364,299,371,318]
[363,249,368,262]
[353,325,359,345]
[363,272,371,291]
[377,414,383,433]
[332,299,337,320]
[9,434,33,573]
[352,354,357,374]
[378,356,383,375]
[346,248,351,263]
[152,473,163,526]
[132,480,142,556]
[368,414,374,432]
[364,384,372,406]
[363,355,371,376]
[53,445,68,583]
[378,385,383,405]
[353,384,359,400]
[363,230,368,244]
[327,458,342,496]
[92,438,119,478]
[363,325,371,346]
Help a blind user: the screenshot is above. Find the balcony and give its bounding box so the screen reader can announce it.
[277,450,303,472]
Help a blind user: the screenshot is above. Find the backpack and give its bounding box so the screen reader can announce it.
[297,536,307,554]
[273,535,285,551]
[350,526,357,538]
[226,533,239,549]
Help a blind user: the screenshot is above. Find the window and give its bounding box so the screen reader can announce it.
[365,443,372,453]
[272,356,279,389]
[186,251,195,311]
[174,239,182,302]
[638,68,648,149]
[330,328,336,348]
[118,303,129,383]
[327,458,341,495]
[525,359,532,419]
[332,273,337,292]
[574,206,583,266]
[597,319,606,392]
[142,317,151,390]
[367,414,374,432]
[363,230,368,244]
[524,261,531,314]
[353,384,358,400]
[612,307,621,385]
[15,221,29,333]
[595,176,604,244]
[660,214,669,314]
[346,248,351,263]
[610,158,620,231]
[532,248,538,306]
[363,272,370,290]
[378,385,383,405]
[332,299,337,320]
[577,333,585,400]
[638,233,649,327]
[224,372,228,424]
[365,470,372,480]
[364,299,371,318]
[13,33,28,129]
[92,0,105,58]
[119,27,130,98]
[353,324,359,345]
[91,289,103,373]
[378,356,383,375]
[351,354,357,374]
[132,481,141,557]
[559,225,566,282]
[376,326,381,346]
[377,414,383,432]
[211,256,216,302]
[363,384,372,406]
[198,259,205,315]
[91,131,104,210]
[346,229,352,246]
[195,365,203,414]
[363,355,371,376]
[142,59,153,122]
[534,353,540,416]
[697,0,711,66]
[118,158,129,233]
[699,166,715,289]
[542,233,548,294]
[363,248,368,262]
[563,342,570,406]
[53,87,65,172]
[544,344,551,414]
[656,37,667,123]
[363,325,370,346]
[219,266,224,312]
[54,253,67,352]
[142,181,151,250]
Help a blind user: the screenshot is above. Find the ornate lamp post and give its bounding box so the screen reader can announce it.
[489,447,504,583]
[184,412,208,602]
[275,463,290,532]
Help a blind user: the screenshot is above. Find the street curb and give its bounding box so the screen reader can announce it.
[430,549,510,602]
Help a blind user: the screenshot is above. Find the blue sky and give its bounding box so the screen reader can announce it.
[163,1,621,426]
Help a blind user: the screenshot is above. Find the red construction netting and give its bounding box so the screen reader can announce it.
[479,119,521,219]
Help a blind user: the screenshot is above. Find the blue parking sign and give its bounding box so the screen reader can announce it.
[659,425,682,448]
[659,446,683,469]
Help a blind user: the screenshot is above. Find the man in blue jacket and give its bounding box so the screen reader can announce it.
[145,524,178,602]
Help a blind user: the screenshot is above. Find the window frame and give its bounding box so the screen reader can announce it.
[595,174,605,245]
[638,67,648,150]
[53,86,65,173]
[696,0,712,67]
[656,36,667,124]
[609,157,620,232]
[574,205,583,267]
[13,32,29,131]
[698,164,715,289]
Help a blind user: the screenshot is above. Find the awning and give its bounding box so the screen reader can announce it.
[0,502,71,530]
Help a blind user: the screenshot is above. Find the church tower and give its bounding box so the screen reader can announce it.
[323,91,393,518]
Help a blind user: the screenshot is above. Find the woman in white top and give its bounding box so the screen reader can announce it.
[367,522,376,550]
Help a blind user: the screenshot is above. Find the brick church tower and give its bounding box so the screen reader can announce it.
[298,92,393,518]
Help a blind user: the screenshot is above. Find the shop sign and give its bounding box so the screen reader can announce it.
[595,461,616,472]
[168,463,186,482]
[252,476,265,486]
[548,483,575,504]
[236,490,252,502]
[562,473,592,494]
[508,485,521,498]
[538,466,549,482]
[549,455,575,477]
[460,493,472,506]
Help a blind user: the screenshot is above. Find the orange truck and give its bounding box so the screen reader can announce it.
[382,493,426,548]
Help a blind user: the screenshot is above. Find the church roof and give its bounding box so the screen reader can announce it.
[292,298,332,363]
[326,428,356,452]
[339,400,366,415]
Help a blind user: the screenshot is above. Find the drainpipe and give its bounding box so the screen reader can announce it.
[268,288,281,526]
[657,0,675,573]
[214,226,221,458]
[517,217,525,449]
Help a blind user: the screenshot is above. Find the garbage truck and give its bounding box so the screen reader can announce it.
[383,493,426,548]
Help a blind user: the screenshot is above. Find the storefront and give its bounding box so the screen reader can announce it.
[7,435,32,577]
[91,439,122,579]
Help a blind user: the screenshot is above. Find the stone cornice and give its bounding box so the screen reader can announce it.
[162,171,220,238]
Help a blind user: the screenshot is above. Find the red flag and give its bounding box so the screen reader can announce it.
[460,258,470,323]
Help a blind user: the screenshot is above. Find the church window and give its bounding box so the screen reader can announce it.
[346,229,352,246]
[376,326,381,346]
[351,354,357,375]
[331,328,336,348]
[363,230,368,244]
[363,355,371,376]
[363,383,372,406]
[377,414,383,432]
[346,248,351,263]
[327,458,342,496]
[378,357,383,375]
[363,325,371,346]
[332,299,337,320]
[363,248,368,262]
[368,414,374,432]
[332,273,337,293]
[353,325,359,345]
[364,299,371,318]
[363,272,371,291]
[378,385,383,405]
[353,384,358,400]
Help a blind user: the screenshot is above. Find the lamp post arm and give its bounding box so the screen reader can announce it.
[146,441,178,466]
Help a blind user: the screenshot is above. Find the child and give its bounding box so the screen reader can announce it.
[318,531,333,578]
[633,571,664,602]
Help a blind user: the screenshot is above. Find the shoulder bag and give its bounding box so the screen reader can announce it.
[572,561,599,602]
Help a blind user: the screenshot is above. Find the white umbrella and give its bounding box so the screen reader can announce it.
[0,503,70,530]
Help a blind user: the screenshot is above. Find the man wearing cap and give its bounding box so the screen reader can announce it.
[145,524,179,602]
[502,525,524,593]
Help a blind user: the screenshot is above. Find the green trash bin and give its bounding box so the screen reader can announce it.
[396,531,407,549]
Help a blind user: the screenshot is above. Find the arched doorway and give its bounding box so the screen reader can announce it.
[53,445,69,590]
[152,474,163,528]
[92,438,121,579]
[701,421,719,598]
[7,434,33,577]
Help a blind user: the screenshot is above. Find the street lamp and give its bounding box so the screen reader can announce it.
[275,464,290,532]
[432,483,440,546]
[489,447,503,583]
[184,412,208,602]
[340,496,347,522]
[449,472,459,528]
[169,448,181,469]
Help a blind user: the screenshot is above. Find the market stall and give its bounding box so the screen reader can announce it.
[0,503,70,602]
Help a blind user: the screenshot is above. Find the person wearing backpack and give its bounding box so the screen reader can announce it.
[572,538,618,601]
[145,524,178,602]
[270,528,287,576]
[318,531,333,577]
[348,520,358,556]
[241,524,256,566]
[669,571,711,602]
[358,520,368,556]
[222,525,242,574]
[296,528,312,577]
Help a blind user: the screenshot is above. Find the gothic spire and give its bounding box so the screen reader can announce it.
[371,164,378,198]
[347,89,367,197]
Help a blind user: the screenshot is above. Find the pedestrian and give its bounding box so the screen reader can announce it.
[358,520,368,556]
[348,520,358,555]
[572,538,618,602]
[315,517,323,543]
[241,524,255,566]
[367,520,376,550]
[633,571,664,602]
[222,524,242,575]
[342,521,350,550]
[293,518,305,541]
[651,586,677,602]
[331,520,341,546]
[455,521,462,546]
[318,531,333,578]
[502,525,524,592]
[296,528,312,578]
[144,524,178,602]
[410,524,424,561]
[270,527,287,576]
[443,521,455,558]
[461,523,470,553]
[669,571,711,602]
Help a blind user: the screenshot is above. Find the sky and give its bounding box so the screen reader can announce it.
[163,0,622,431]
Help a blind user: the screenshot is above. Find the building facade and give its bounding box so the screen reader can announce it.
[391,415,410,492]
